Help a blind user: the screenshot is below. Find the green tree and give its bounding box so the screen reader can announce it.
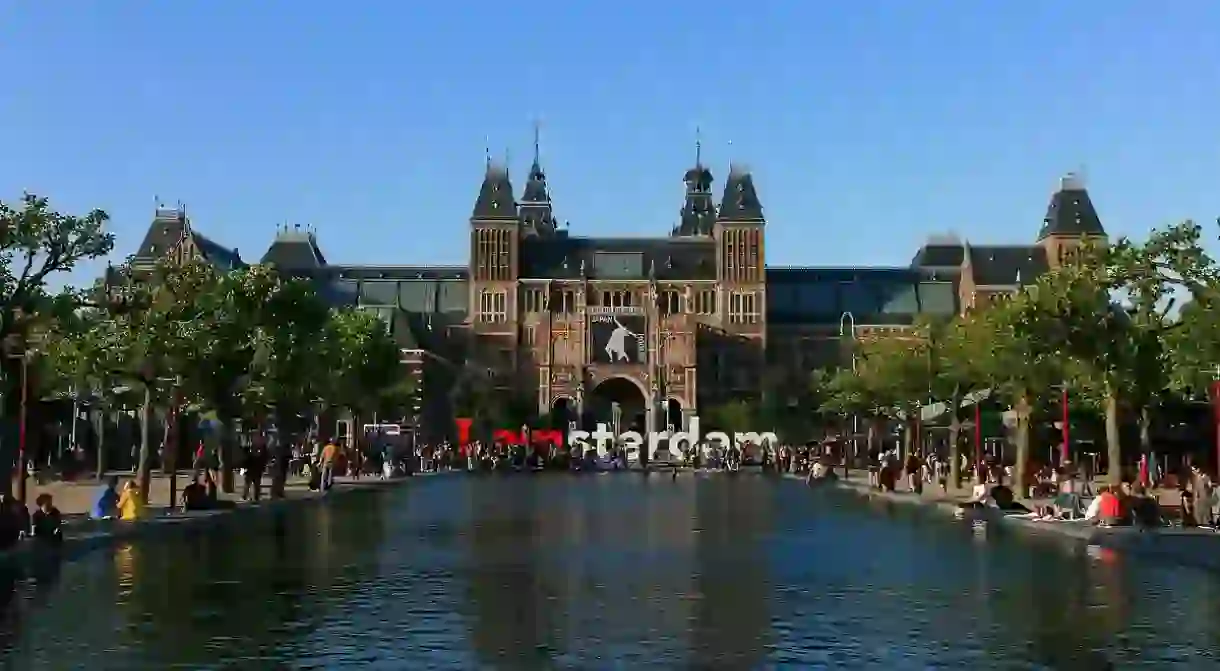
[245,275,331,498]
[1,194,113,475]
[324,308,406,444]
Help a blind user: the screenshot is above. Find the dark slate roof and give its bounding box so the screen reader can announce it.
[471,162,517,221]
[261,228,327,271]
[717,165,764,223]
[521,159,550,204]
[1038,173,1106,239]
[191,231,244,270]
[132,208,188,262]
[519,236,717,280]
[911,239,966,268]
[329,265,467,281]
[966,245,1048,286]
[765,267,958,325]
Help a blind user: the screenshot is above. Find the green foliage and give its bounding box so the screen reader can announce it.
[0,193,114,348]
[325,308,406,414]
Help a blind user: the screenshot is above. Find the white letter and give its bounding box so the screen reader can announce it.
[591,423,615,458]
[620,431,643,462]
[651,428,671,461]
[569,431,590,454]
[669,416,700,457]
[707,431,730,452]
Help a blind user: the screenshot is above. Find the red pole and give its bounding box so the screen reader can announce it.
[16,357,27,503]
[1212,381,1220,477]
[1060,387,1070,466]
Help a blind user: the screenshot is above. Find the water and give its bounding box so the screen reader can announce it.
[1,473,1218,670]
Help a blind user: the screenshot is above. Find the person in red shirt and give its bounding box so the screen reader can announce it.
[1097,487,1123,526]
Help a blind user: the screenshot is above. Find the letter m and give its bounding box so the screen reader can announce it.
[493,429,525,445]
[530,429,564,450]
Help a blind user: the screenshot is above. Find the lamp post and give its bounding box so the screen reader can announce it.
[839,312,856,475]
[16,351,29,504]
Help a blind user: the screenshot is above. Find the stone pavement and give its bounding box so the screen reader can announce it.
[17,470,371,521]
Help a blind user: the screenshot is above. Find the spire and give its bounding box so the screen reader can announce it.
[675,128,716,236]
[533,119,541,168]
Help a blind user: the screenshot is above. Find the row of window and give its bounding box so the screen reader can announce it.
[515,287,720,315]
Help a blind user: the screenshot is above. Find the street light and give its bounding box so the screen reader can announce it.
[839,312,857,472]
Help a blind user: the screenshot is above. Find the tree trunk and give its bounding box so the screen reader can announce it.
[1104,388,1122,485]
[159,409,172,476]
[1139,405,1152,481]
[217,414,237,494]
[136,385,154,501]
[948,414,962,489]
[269,408,295,499]
[1013,394,1031,497]
[94,405,108,480]
[902,421,912,461]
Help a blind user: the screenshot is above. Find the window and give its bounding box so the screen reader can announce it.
[550,289,576,314]
[695,289,716,315]
[658,289,681,314]
[522,326,537,346]
[599,290,633,308]
[521,287,545,313]
[728,290,759,324]
[478,289,507,323]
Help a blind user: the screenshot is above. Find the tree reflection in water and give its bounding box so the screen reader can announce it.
[3,491,388,669]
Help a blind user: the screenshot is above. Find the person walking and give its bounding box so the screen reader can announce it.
[320,439,339,492]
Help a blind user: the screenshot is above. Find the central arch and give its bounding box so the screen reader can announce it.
[586,376,647,433]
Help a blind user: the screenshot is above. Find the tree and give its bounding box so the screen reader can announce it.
[245,275,331,498]
[324,308,406,444]
[0,194,113,476]
[930,315,998,487]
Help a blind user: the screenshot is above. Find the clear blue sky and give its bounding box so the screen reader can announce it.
[3,2,1219,289]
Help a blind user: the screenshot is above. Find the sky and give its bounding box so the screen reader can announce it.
[3,2,1219,290]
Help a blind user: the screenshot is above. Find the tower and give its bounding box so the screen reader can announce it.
[520,123,556,238]
[1035,172,1107,268]
[469,158,520,356]
[714,161,767,399]
[672,136,717,237]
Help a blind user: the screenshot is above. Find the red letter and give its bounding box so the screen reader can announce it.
[493,428,524,446]
[530,429,564,457]
[455,418,473,457]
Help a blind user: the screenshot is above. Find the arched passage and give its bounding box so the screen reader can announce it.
[664,398,683,432]
[586,377,646,433]
[550,396,574,430]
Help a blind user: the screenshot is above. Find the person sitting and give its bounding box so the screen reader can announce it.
[1129,486,1164,529]
[90,477,120,520]
[117,480,145,521]
[30,494,62,545]
[989,485,1031,513]
[1093,487,1123,527]
[180,475,209,512]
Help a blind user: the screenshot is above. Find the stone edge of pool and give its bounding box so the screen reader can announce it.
[0,472,456,568]
[789,474,1220,573]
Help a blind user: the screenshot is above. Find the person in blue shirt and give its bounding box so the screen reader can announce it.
[91,476,120,519]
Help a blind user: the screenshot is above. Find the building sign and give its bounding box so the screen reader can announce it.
[590,314,647,364]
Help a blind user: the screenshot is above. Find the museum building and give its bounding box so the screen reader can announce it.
[126,146,1107,442]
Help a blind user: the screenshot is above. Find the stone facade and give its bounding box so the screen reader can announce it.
[127,157,1107,442]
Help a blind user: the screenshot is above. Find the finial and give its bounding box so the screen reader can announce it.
[484,138,491,168]
[504,147,510,176]
[695,125,702,167]
[533,119,541,165]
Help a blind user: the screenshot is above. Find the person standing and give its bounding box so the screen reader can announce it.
[320,439,339,492]
[242,437,268,502]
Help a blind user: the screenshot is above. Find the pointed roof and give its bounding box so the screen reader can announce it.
[471,161,517,222]
[674,142,716,236]
[521,123,551,205]
[717,163,764,223]
[1038,173,1105,239]
[131,205,243,270]
[261,225,328,272]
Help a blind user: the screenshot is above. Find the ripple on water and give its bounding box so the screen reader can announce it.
[4,476,1220,669]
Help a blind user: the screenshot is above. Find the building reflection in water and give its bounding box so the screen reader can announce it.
[461,473,775,667]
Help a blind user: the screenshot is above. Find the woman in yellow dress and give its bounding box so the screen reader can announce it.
[118,480,145,521]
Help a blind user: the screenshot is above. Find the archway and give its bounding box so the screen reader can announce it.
[550,396,574,431]
[664,398,683,432]
[586,377,646,434]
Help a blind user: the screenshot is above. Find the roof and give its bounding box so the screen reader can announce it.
[765,267,958,325]
[471,162,518,221]
[191,231,244,270]
[966,245,1048,286]
[132,208,188,262]
[717,165,764,223]
[1038,173,1106,239]
[519,235,717,280]
[261,227,327,271]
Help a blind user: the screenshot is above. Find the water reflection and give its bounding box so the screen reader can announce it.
[1,476,1219,669]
